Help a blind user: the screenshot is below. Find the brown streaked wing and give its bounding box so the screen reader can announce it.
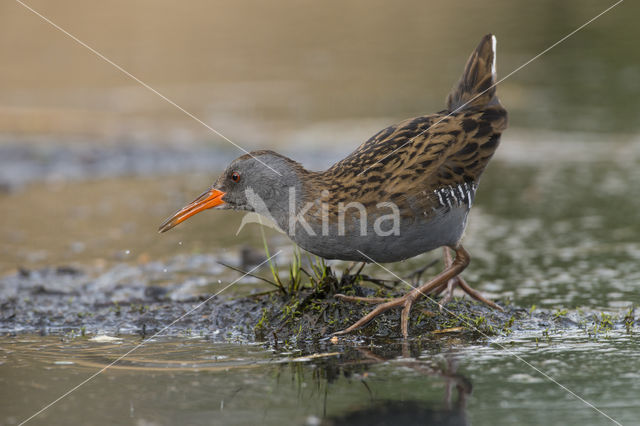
[320,106,506,210]
[428,105,508,191]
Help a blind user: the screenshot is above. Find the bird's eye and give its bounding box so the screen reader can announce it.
[231,171,241,183]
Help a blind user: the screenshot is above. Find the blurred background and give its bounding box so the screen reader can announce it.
[1,0,638,306]
[3,2,640,425]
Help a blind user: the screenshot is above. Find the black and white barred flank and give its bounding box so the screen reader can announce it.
[433,182,478,211]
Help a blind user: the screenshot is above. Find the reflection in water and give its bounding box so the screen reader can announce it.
[325,400,467,426]
[0,336,473,426]
[324,349,471,426]
[3,331,640,425]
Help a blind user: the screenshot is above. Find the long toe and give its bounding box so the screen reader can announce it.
[335,294,393,304]
[438,278,457,311]
[332,297,407,336]
[456,276,503,311]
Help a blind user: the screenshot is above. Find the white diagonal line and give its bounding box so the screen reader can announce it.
[356,249,622,426]
[13,0,282,176]
[18,250,282,426]
[358,0,624,176]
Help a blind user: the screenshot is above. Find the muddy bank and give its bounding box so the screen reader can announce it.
[1,261,636,345]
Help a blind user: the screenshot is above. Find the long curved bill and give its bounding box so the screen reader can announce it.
[158,188,226,233]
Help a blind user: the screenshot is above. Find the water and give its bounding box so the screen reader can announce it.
[1,331,639,425]
[1,0,639,425]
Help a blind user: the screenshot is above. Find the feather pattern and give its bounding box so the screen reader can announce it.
[310,34,507,219]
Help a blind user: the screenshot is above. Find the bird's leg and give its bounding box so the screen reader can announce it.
[437,248,457,310]
[439,247,503,312]
[406,259,439,287]
[427,281,448,297]
[423,252,456,297]
[333,245,471,338]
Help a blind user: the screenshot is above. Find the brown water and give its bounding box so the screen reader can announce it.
[1,1,639,425]
[2,0,639,145]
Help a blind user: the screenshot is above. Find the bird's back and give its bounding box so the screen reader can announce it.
[294,35,507,262]
[323,34,507,218]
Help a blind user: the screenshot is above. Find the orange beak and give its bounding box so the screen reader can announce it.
[158,188,226,233]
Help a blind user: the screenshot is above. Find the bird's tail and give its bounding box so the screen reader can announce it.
[446,34,500,112]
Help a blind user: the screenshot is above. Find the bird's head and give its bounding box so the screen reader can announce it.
[158,150,308,233]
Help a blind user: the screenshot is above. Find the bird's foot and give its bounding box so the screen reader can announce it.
[439,247,503,312]
[449,275,503,311]
[332,293,414,337]
[332,246,472,339]
[332,246,503,338]
[430,275,502,312]
[335,294,393,304]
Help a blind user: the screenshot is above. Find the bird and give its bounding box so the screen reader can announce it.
[159,34,508,338]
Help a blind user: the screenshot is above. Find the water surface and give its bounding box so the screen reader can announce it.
[2,331,639,425]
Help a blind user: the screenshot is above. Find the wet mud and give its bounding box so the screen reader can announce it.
[1,260,635,346]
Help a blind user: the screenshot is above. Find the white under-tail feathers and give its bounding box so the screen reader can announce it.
[491,35,497,76]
